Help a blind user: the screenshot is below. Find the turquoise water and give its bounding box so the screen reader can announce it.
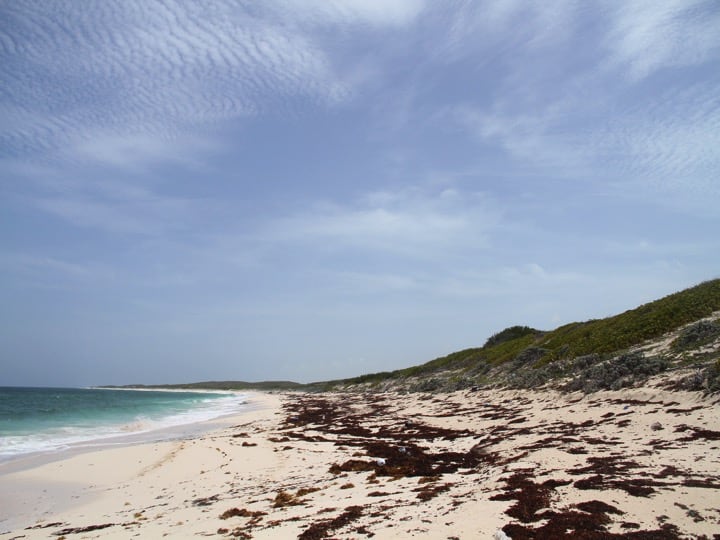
[0,387,247,460]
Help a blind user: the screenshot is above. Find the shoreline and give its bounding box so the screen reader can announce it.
[0,393,255,476]
[1,388,719,538]
[0,387,253,469]
[0,391,280,532]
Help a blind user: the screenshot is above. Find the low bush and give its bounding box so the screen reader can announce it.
[564,352,669,393]
[673,360,720,393]
[671,320,720,350]
[409,377,444,393]
[485,326,540,348]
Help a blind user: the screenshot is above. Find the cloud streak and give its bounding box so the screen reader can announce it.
[0,0,353,162]
[605,0,720,81]
[266,187,500,259]
[433,0,720,204]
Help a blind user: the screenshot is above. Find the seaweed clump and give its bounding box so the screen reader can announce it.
[297,506,364,540]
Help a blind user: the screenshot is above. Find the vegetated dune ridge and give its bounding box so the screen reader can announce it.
[133,279,720,395]
[329,278,720,395]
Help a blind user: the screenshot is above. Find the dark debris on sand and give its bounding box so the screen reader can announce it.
[221,392,719,539]
[491,473,687,540]
[51,523,116,536]
[297,505,365,540]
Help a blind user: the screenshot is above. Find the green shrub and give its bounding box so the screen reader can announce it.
[410,378,444,393]
[564,352,669,393]
[484,326,540,348]
[674,360,720,393]
[537,279,720,362]
[671,320,720,350]
[510,346,548,368]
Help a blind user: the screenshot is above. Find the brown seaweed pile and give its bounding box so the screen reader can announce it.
[252,392,719,539]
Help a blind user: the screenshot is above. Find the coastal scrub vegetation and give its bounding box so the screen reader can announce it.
[484,325,540,348]
[671,320,720,351]
[536,278,720,361]
[120,279,720,395]
[323,279,720,394]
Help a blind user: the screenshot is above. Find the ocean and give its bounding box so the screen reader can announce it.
[0,386,248,461]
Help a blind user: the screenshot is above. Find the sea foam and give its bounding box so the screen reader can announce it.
[0,388,248,461]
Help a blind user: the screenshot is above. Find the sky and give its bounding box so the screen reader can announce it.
[1,1,719,387]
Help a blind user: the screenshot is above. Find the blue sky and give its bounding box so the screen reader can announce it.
[1,1,719,386]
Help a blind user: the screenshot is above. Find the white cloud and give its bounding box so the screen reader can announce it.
[268,187,499,257]
[443,7,719,203]
[0,252,116,285]
[330,271,421,294]
[435,0,583,63]
[447,102,592,174]
[432,263,586,299]
[602,238,717,258]
[605,0,720,81]
[0,0,348,163]
[35,197,152,235]
[68,130,222,171]
[431,0,719,198]
[590,83,720,196]
[33,183,195,236]
[269,0,426,27]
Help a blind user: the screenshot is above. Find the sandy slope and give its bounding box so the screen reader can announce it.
[1,387,719,539]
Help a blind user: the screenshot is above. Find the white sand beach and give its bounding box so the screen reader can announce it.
[1,388,719,539]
